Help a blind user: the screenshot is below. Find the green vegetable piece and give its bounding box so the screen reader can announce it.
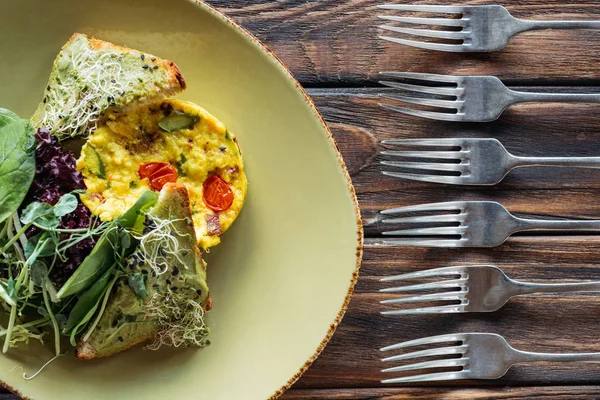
[0,118,35,224]
[127,272,147,300]
[56,191,158,299]
[53,193,78,217]
[24,233,56,260]
[83,146,106,179]
[30,261,49,287]
[65,266,114,346]
[20,201,59,229]
[158,111,198,132]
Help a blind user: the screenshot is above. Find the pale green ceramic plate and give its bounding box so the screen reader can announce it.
[0,0,362,399]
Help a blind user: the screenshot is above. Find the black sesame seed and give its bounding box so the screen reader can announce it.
[141,269,148,275]
[43,97,47,104]
[153,284,160,289]
[153,65,158,70]
[118,336,124,342]
[151,57,156,62]
[196,289,202,296]
[166,279,171,285]
[172,267,180,276]
[111,79,116,83]
[171,287,178,292]
[141,54,145,61]
[47,85,50,91]
[219,145,226,151]
[142,64,149,69]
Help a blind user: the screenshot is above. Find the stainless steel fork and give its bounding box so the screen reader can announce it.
[381,333,600,383]
[379,72,600,122]
[380,138,600,185]
[378,4,600,52]
[380,201,600,247]
[380,265,600,315]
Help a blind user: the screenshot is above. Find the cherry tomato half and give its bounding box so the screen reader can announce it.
[138,162,178,191]
[203,175,234,212]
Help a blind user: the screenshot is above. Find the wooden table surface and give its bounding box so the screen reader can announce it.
[207,0,600,399]
[5,1,600,399]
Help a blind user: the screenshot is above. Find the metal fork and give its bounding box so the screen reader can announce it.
[378,4,600,53]
[380,138,600,185]
[379,265,600,315]
[380,201,600,247]
[379,72,600,122]
[381,333,600,383]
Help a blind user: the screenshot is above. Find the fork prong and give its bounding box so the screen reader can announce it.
[382,344,468,362]
[380,150,463,159]
[381,304,466,315]
[379,278,466,293]
[378,238,468,247]
[377,15,467,27]
[380,103,464,121]
[377,4,466,13]
[381,333,467,352]
[382,371,468,384]
[382,226,467,236]
[381,138,466,146]
[382,358,468,374]
[380,36,467,53]
[379,93,462,110]
[380,71,461,84]
[379,25,468,40]
[380,213,466,225]
[381,161,467,173]
[380,266,467,281]
[380,291,466,304]
[379,80,460,97]
[381,201,464,215]
[382,171,466,185]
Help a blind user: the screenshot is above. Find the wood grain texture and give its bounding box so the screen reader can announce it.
[209,0,600,85]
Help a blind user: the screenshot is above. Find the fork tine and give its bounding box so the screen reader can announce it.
[377,4,466,13]
[381,333,467,352]
[379,278,467,293]
[380,213,467,225]
[380,150,463,159]
[379,93,461,110]
[382,171,466,185]
[379,25,468,40]
[381,201,464,215]
[381,304,466,315]
[382,344,468,362]
[381,138,465,146]
[378,238,468,247]
[380,291,466,304]
[380,266,466,281]
[382,371,468,384]
[382,358,468,374]
[377,15,466,27]
[380,103,464,121]
[382,226,467,236]
[380,161,467,173]
[380,36,467,52]
[380,71,461,84]
[379,80,460,96]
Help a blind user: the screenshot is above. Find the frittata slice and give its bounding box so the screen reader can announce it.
[76,183,210,359]
[32,33,186,140]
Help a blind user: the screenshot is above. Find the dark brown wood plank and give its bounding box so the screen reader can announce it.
[210,0,600,85]
[282,386,600,399]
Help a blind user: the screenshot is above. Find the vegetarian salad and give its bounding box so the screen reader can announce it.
[0,33,247,369]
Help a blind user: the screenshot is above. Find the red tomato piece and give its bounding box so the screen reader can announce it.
[138,162,178,191]
[203,175,234,212]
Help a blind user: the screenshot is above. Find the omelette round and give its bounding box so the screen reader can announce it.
[76,99,247,249]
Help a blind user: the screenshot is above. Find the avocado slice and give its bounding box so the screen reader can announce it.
[76,183,210,359]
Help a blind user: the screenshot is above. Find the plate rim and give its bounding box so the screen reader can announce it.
[190,1,364,398]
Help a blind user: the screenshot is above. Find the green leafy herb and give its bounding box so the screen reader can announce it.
[127,272,147,300]
[53,193,78,217]
[20,202,58,229]
[0,117,35,224]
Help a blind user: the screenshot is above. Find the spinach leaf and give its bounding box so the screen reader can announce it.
[0,118,35,224]
[53,193,78,217]
[64,265,114,337]
[57,191,158,299]
[127,272,147,300]
[0,109,19,128]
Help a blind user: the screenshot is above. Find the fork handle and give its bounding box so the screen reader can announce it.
[519,19,600,31]
[512,156,600,169]
[514,217,600,232]
[509,90,600,104]
[514,280,600,295]
[514,349,600,364]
